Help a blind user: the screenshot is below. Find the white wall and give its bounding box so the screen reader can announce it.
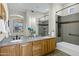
[57,3,79,16]
[49,3,64,36]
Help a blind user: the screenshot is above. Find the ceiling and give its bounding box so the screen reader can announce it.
[7,3,50,13]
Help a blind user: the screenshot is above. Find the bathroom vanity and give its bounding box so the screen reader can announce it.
[0,36,56,56]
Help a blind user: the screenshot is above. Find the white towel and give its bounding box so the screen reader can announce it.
[0,19,6,33]
[0,19,6,41]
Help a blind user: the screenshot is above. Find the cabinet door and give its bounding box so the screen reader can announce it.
[20,42,32,56]
[41,38,56,55]
[0,3,2,17]
[33,40,42,56]
[49,38,56,52]
[44,39,49,54]
[0,44,20,56]
[0,46,10,56]
[41,39,49,55]
[41,40,45,55]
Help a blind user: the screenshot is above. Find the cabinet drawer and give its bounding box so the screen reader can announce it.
[21,42,32,46]
[33,40,41,45]
[0,44,20,56]
[20,42,32,56]
[33,45,41,51]
[33,49,41,56]
[33,40,42,56]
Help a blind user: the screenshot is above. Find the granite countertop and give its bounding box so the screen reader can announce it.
[0,36,56,47]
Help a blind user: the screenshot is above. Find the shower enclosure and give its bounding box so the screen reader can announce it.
[57,12,79,45]
[55,3,79,56]
[56,3,79,45]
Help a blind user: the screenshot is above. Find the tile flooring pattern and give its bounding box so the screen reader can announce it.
[47,49,70,56]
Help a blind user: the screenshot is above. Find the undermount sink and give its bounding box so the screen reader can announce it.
[10,40,23,43]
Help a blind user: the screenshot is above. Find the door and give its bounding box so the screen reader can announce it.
[41,40,45,55]
[44,39,49,54]
[60,13,79,45]
[0,44,20,56]
[41,39,49,55]
[20,42,32,56]
[49,38,56,52]
[41,38,56,55]
[33,40,42,56]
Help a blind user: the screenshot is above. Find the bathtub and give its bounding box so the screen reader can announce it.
[57,42,79,56]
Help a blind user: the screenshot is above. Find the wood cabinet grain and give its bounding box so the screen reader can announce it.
[41,38,56,55]
[44,39,49,54]
[0,3,1,17]
[49,38,56,52]
[20,42,32,56]
[0,44,20,56]
[33,40,42,56]
[0,38,56,56]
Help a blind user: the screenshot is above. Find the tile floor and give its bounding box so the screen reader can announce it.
[47,49,70,56]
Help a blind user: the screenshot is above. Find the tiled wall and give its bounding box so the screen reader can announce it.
[60,13,79,45]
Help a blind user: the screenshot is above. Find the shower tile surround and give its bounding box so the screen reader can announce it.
[57,13,79,45]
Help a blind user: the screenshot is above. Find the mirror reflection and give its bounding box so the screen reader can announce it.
[8,3,49,37]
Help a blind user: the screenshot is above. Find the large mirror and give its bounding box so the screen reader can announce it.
[7,3,50,37]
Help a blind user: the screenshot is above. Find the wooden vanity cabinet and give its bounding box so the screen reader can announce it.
[33,38,56,56]
[49,38,56,52]
[41,38,56,55]
[20,42,32,56]
[0,44,20,56]
[0,38,56,56]
[42,39,49,54]
[41,39,49,55]
[33,40,42,56]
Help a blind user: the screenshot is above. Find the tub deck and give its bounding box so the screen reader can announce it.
[57,42,79,56]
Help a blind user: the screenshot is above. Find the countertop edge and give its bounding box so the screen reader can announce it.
[0,36,56,47]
